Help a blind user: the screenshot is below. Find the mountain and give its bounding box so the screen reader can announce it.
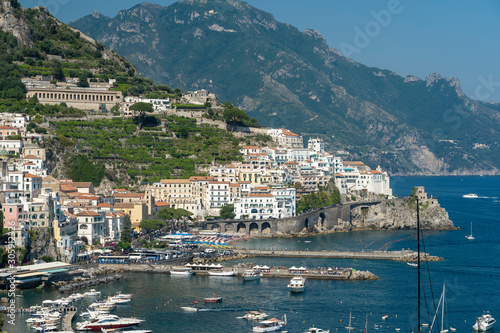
[72,0,500,175]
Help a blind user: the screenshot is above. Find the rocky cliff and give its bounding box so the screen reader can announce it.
[28,228,62,262]
[348,198,454,231]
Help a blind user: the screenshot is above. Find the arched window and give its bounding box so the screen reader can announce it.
[80,224,88,230]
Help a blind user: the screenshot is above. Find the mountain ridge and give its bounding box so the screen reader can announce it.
[70,0,500,175]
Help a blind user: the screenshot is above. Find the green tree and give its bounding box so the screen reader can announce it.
[121,215,132,243]
[116,241,131,251]
[77,73,89,87]
[220,204,235,219]
[130,102,153,113]
[158,208,193,220]
[51,60,64,81]
[41,255,54,262]
[139,219,166,232]
[223,106,250,128]
[65,154,105,187]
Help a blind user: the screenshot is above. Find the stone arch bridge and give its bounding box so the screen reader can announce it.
[203,200,386,235]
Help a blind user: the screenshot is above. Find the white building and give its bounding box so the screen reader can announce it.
[308,137,325,154]
[76,210,107,245]
[234,188,296,220]
[206,181,230,213]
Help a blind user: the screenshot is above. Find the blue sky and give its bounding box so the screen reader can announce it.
[19,0,500,102]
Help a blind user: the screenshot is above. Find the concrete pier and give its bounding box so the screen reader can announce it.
[61,307,77,332]
[232,249,442,261]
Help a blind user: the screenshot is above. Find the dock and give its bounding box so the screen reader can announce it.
[232,249,442,261]
[61,306,77,332]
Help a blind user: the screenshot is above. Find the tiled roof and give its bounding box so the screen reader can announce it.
[76,211,102,217]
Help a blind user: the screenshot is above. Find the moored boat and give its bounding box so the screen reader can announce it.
[287,276,306,293]
[76,315,143,331]
[307,328,330,333]
[243,269,263,281]
[170,268,193,275]
[240,311,268,320]
[84,289,101,297]
[473,312,496,331]
[207,270,235,277]
[203,296,223,303]
[252,316,286,332]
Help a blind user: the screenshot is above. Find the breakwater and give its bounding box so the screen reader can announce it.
[231,249,442,261]
[97,264,378,280]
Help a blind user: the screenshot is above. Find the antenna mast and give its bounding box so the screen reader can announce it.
[417,196,421,333]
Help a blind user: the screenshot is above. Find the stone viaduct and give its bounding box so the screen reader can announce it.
[203,200,387,235]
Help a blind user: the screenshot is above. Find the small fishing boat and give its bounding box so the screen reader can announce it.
[382,315,389,320]
[407,262,418,267]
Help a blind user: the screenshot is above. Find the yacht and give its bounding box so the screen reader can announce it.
[243,269,263,281]
[253,316,286,332]
[76,316,143,331]
[287,276,306,293]
[463,193,479,198]
[473,312,496,331]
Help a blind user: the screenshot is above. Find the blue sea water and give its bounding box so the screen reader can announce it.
[3,176,499,333]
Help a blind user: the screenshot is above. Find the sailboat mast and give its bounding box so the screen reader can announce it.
[441,283,445,333]
[417,197,421,333]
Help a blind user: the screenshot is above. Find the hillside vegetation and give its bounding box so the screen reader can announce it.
[72,0,500,175]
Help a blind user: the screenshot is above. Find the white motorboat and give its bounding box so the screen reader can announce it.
[114,292,132,299]
[307,328,330,333]
[170,268,193,275]
[208,270,235,276]
[407,262,418,267]
[473,312,496,331]
[181,306,199,312]
[240,311,268,320]
[243,269,263,281]
[84,289,101,297]
[287,276,306,292]
[253,315,286,332]
[463,193,479,198]
[69,293,85,300]
[76,316,144,331]
[106,296,132,304]
[466,222,475,240]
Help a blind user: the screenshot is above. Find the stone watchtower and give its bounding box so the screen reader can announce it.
[413,186,439,207]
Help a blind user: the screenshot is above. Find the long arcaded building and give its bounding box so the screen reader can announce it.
[26,87,123,112]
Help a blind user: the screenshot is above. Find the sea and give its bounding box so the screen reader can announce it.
[2,176,499,333]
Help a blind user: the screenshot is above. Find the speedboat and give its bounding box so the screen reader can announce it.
[243,269,263,281]
[240,311,268,320]
[473,312,496,331]
[84,289,101,297]
[208,270,235,277]
[203,296,223,303]
[307,328,330,333]
[463,193,479,198]
[76,316,144,331]
[287,276,306,293]
[181,306,199,312]
[253,316,286,332]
